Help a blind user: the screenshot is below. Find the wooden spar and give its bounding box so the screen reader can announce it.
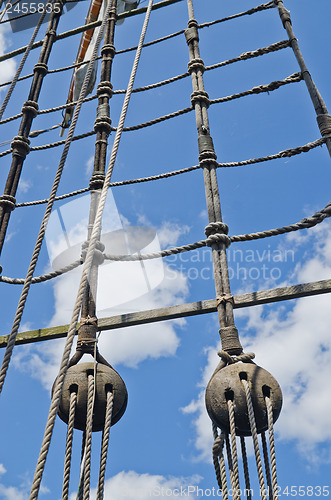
[1,277,330,348]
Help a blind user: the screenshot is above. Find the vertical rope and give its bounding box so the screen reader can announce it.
[261,432,272,497]
[97,390,114,500]
[240,437,252,500]
[266,396,278,500]
[241,379,267,500]
[62,389,77,500]
[77,431,87,500]
[28,2,154,497]
[212,423,228,499]
[227,399,240,499]
[83,374,94,500]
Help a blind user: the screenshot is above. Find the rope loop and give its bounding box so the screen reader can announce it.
[100,44,116,59]
[187,18,198,29]
[206,232,231,248]
[191,89,210,107]
[188,57,205,74]
[22,100,39,117]
[33,62,48,76]
[0,194,16,211]
[89,173,105,190]
[94,116,112,134]
[205,221,229,237]
[11,136,30,157]
[218,350,255,364]
[97,82,113,98]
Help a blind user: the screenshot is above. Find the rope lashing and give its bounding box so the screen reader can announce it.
[317,114,331,137]
[0,195,16,212]
[205,222,231,248]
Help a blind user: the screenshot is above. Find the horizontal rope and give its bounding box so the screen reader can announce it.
[2,72,299,157]
[0,39,290,126]
[0,130,96,158]
[5,197,331,282]
[102,200,331,261]
[0,259,82,284]
[0,1,276,65]
[15,135,328,207]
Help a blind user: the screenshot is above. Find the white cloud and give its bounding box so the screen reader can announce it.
[69,470,202,500]
[14,216,190,389]
[17,179,32,194]
[0,26,16,90]
[181,223,331,463]
[0,464,6,475]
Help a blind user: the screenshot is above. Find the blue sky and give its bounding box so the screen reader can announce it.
[1,0,331,498]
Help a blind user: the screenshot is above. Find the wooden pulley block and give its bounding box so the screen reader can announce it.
[53,362,128,432]
[205,362,282,436]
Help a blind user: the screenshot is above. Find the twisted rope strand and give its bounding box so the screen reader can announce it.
[266,396,279,500]
[13,135,328,208]
[28,2,154,497]
[261,432,272,497]
[241,379,267,500]
[0,259,82,284]
[83,374,94,500]
[227,399,240,499]
[97,391,114,500]
[240,437,252,500]
[62,390,77,500]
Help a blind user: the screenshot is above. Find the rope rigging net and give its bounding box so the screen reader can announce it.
[0,0,330,498]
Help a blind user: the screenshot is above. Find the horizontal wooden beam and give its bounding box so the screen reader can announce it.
[0,278,330,348]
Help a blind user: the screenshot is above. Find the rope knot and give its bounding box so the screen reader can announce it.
[0,194,16,211]
[81,240,105,265]
[11,136,30,158]
[187,58,205,74]
[190,90,210,108]
[80,315,98,327]
[205,222,231,248]
[89,172,105,190]
[22,100,39,117]
[205,221,229,237]
[33,62,48,75]
[97,81,113,99]
[101,44,116,59]
[206,233,231,248]
[216,294,234,307]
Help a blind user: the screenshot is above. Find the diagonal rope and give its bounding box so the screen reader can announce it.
[62,389,77,500]
[28,2,154,498]
[0,0,110,402]
[0,3,52,121]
